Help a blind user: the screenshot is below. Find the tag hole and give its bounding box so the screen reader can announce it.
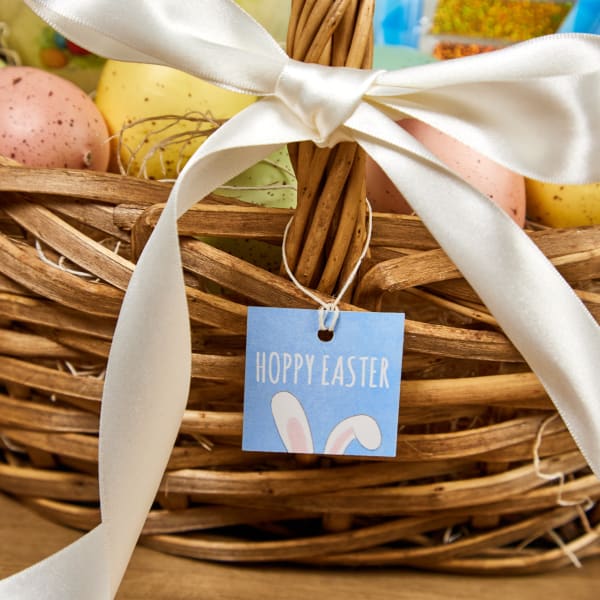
[318,329,334,342]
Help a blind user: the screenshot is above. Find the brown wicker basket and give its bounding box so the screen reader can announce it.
[1,0,600,575]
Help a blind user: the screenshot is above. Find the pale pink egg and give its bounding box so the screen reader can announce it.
[366,118,526,226]
[0,66,109,170]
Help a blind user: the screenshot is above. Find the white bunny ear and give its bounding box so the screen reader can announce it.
[325,415,382,455]
[271,391,314,453]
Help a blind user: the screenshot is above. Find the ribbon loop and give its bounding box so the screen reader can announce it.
[23,0,287,95]
[275,60,381,147]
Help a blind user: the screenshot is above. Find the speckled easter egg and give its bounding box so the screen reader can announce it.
[366,119,526,226]
[0,66,109,169]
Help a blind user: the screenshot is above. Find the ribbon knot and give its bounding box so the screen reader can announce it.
[274,59,381,147]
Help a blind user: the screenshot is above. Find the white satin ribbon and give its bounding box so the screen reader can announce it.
[1,1,599,597]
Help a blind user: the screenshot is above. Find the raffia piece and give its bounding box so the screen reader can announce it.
[1,0,600,574]
[0,21,22,66]
[113,112,225,179]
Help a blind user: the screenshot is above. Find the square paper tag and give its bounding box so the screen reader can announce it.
[242,307,405,457]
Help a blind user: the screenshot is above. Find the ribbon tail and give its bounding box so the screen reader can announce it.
[96,197,192,596]
[0,526,110,600]
[350,105,600,477]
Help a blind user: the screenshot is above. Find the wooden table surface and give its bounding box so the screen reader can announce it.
[1,492,599,599]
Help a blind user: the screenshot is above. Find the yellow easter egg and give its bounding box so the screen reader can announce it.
[525,179,600,227]
[95,59,257,179]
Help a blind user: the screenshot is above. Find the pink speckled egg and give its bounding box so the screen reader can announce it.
[0,66,109,170]
[366,119,526,226]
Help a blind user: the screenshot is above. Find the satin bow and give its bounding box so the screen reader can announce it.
[1,1,599,597]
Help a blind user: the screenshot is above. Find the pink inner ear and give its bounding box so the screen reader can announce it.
[287,417,310,453]
[328,428,353,454]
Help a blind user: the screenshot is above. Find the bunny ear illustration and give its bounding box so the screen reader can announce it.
[324,415,382,455]
[271,391,314,453]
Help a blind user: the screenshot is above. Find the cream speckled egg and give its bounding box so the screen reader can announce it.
[366,119,526,226]
[0,66,109,170]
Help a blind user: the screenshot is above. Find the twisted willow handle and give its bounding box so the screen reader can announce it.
[285,0,374,298]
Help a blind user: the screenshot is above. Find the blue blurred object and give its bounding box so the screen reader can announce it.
[373,0,424,48]
[559,0,600,34]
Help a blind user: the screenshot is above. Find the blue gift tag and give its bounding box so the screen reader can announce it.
[242,307,405,457]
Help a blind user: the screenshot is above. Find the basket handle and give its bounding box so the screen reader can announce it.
[284,0,374,297]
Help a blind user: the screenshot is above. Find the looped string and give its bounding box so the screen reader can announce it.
[318,303,340,333]
[281,198,373,333]
[533,414,595,510]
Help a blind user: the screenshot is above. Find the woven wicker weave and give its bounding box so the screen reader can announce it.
[1,0,600,574]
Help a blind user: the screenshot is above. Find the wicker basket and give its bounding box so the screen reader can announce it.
[1,0,600,575]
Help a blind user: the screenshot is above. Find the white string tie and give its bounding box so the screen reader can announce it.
[281,198,373,334]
